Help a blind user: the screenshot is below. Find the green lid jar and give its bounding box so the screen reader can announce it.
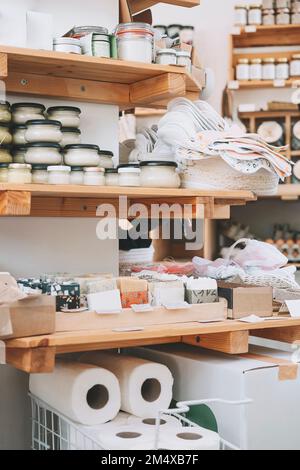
[0,145,13,163]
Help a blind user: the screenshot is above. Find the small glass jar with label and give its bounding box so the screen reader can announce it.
[262,58,276,80]
[263,8,275,24]
[70,167,84,185]
[250,58,262,80]
[31,165,49,184]
[234,5,248,26]
[83,167,105,186]
[156,49,177,66]
[276,8,290,24]
[248,4,262,25]
[236,58,250,81]
[8,163,32,184]
[105,168,119,186]
[276,58,289,80]
[292,4,300,24]
[290,54,300,77]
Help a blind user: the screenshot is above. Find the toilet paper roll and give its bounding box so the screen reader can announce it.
[127,414,181,431]
[95,425,155,450]
[159,426,220,450]
[81,352,174,418]
[29,361,121,425]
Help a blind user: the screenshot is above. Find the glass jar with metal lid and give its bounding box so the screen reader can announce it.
[64,144,100,167]
[262,8,275,24]
[118,164,141,187]
[140,161,180,188]
[290,54,300,77]
[167,24,182,39]
[276,58,290,80]
[47,166,71,185]
[236,58,250,81]
[248,4,262,25]
[12,145,27,163]
[0,101,11,123]
[234,5,248,25]
[11,103,46,125]
[25,143,62,165]
[92,33,110,58]
[0,123,12,145]
[292,3,300,23]
[0,145,12,164]
[61,128,81,147]
[8,163,32,184]
[83,167,105,186]
[262,58,276,80]
[250,58,262,80]
[70,167,85,185]
[53,37,82,54]
[31,165,49,184]
[0,163,9,182]
[116,23,154,63]
[176,51,192,71]
[156,48,177,66]
[47,106,81,128]
[25,120,63,144]
[105,168,119,186]
[276,8,290,24]
[98,150,114,169]
[12,125,27,145]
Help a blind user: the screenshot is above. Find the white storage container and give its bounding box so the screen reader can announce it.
[48,165,71,185]
[140,161,181,188]
[25,120,63,144]
[118,165,141,187]
[64,144,100,167]
[83,167,105,186]
[25,143,62,165]
[47,107,81,128]
[116,23,154,63]
[8,163,32,183]
[11,103,45,124]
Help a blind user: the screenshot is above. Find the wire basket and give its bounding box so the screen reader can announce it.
[30,394,251,451]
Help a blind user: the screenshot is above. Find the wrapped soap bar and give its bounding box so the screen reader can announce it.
[86,278,118,295]
[74,273,113,295]
[117,277,148,309]
[185,278,218,305]
[149,280,185,307]
[44,281,80,311]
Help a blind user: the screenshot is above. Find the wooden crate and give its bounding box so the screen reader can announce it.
[0,296,56,340]
[56,300,227,333]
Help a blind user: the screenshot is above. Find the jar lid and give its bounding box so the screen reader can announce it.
[64,144,100,151]
[84,167,105,173]
[251,58,262,64]
[154,25,167,30]
[168,24,182,28]
[0,101,10,108]
[181,25,195,30]
[67,26,109,35]
[32,164,49,170]
[263,57,275,63]
[26,119,62,127]
[116,22,154,36]
[26,142,62,149]
[118,167,141,174]
[11,103,46,111]
[71,166,84,171]
[0,163,9,168]
[48,106,81,114]
[235,4,247,8]
[238,58,249,64]
[0,122,10,128]
[276,58,288,63]
[48,165,71,172]
[9,163,31,169]
[99,150,114,157]
[0,144,11,150]
[140,161,178,168]
[105,168,118,174]
[11,145,27,153]
[93,34,110,41]
[176,50,191,57]
[118,163,140,169]
[53,37,82,46]
[12,124,27,130]
[61,127,81,134]
[157,48,177,55]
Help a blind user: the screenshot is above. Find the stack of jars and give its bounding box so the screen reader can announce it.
[236,54,300,80]
[234,1,300,26]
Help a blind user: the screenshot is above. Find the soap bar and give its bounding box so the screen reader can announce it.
[117,277,148,308]
[185,278,218,305]
[150,281,185,307]
[43,282,81,312]
[86,278,117,294]
[87,289,122,313]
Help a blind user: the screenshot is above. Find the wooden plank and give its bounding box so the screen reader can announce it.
[233,25,300,48]
[0,191,31,216]
[0,53,8,78]
[129,0,200,14]
[183,331,249,354]
[6,347,56,373]
[253,326,300,344]
[130,73,186,104]
[30,197,121,218]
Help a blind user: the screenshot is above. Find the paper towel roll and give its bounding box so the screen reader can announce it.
[159,426,220,450]
[95,425,155,450]
[29,361,121,425]
[81,352,174,418]
[127,414,181,431]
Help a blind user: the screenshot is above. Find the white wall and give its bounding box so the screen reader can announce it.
[0,0,119,450]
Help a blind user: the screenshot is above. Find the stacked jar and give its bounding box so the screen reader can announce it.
[115,23,154,63]
[236,56,298,81]
[0,101,13,181]
[234,1,300,25]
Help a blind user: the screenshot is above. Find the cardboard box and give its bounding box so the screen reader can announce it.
[130,344,300,450]
[0,295,56,339]
[218,282,273,319]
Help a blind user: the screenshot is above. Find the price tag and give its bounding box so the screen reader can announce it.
[231,26,242,35]
[286,300,300,318]
[245,25,257,33]
[292,80,300,89]
[228,80,240,90]
[273,79,286,88]
[0,341,6,365]
[131,304,154,313]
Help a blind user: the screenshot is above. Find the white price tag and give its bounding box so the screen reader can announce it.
[113,327,145,333]
[163,302,191,311]
[131,304,154,313]
[273,79,286,88]
[228,80,240,90]
[0,341,6,364]
[286,300,300,318]
[292,80,300,89]
[245,25,257,33]
[231,26,242,35]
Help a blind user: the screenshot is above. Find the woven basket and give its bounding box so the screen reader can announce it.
[179,156,279,196]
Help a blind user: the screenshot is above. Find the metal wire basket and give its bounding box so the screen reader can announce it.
[30,393,251,451]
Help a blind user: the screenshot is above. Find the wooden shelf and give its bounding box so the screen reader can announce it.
[0,184,255,219]
[260,184,300,200]
[234,79,300,90]
[0,45,202,109]
[5,316,300,373]
[232,24,300,48]
[130,0,200,14]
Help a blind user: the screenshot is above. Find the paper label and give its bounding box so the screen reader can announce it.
[0,341,6,364]
[131,304,154,313]
[245,25,257,33]
[228,80,240,90]
[273,79,286,88]
[0,307,13,338]
[113,327,145,333]
[163,302,191,311]
[286,300,300,318]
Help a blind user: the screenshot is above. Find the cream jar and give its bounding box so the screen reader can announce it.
[98,150,114,169]
[0,101,11,123]
[8,163,32,184]
[276,8,290,24]
[292,4,300,24]
[0,163,8,182]
[140,161,180,188]
[11,103,45,125]
[118,165,141,187]
[236,59,250,81]
[0,124,12,145]
[64,144,100,167]
[92,34,111,58]
[12,125,27,145]
[70,167,85,185]
[48,166,71,185]
[234,5,248,25]
[25,120,63,144]
[263,8,275,25]
[31,165,49,184]
[47,106,81,128]
[276,58,289,80]
[167,24,181,39]
[61,128,81,147]
[116,23,154,63]
[83,167,105,186]
[25,143,62,165]
[248,4,262,25]
[0,145,12,163]
[53,37,82,54]
[250,58,262,80]
[105,168,119,186]
[156,49,177,66]
[12,145,27,163]
[262,58,276,80]
[180,26,195,46]
[290,54,300,77]
[176,51,192,71]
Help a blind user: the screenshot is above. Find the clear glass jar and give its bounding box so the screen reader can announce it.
[70,167,84,185]
[140,161,180,188]
[48,166,71,185]
[263,8,275,24]
[180,25,194,46]
[0,123,12,144]
[64,144,100,167]
[0,101,11,123]
[92,34,111,58]
[32,165,49,184]
[25,120,63,144]
[11,103,45,125]
[167,24,182,39]
[292,4,300,23]
[105,169,119,186]
[262,58,276,80]
[290,54,300,77]
[250,58,262,80]
[118,166,141,187]
[116,23,154,63]
[234,5,248,25]
[98,150,114,169]
[276,7,290,24]
[8,163,32,184]
[0,145,12,163]
[276,58,289,79]
[53,37,82,54]
[248,4,262,25]
[276,0,290,8]
[0,163,9,182]
[25,143,62,165]
[83,167,105,186]
[61,128,81,147]
[47,106,81,128]
[236,59,250,80]
[12,125,27,145]
[263,0,275,9]
[156,49,177,66]
[12,145,27,163]
[176,51,192,71]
